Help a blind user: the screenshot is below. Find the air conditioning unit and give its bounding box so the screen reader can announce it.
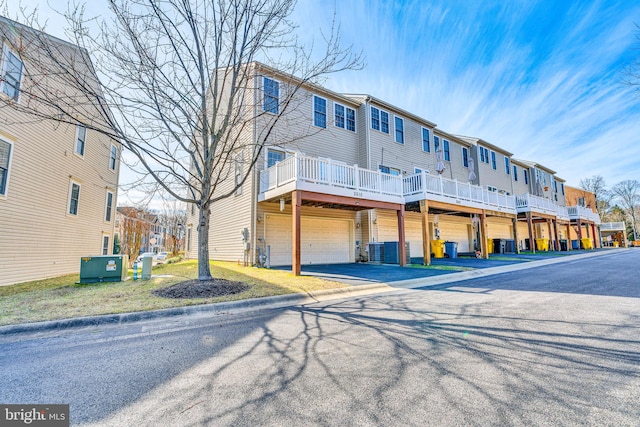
[367,242,384,263]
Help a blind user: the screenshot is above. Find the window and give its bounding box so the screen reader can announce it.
[235,154,243,195]
[1,45,23,101]
[504,156,510,175]
[443,140,450,161]
[414,167,426,174]
[561,183,565,195]
[513,165,518,181]
[487,185,498,192]
[313,95,326,128]
[68,181,80,215]
[553,179,558,193]
[524,169,529,185]
[0,139,12,196]
[102,235,109,255]
[578,197,586,207]
[267,149,285,167]
[380,111,389,134]
[371,107,380,131]
[434,136,440,151]
[346,107,356,132]
[421,128,430,152]
[75,125,86,156]
[394,116,404,144]
[187,227,192,251]
[109,144,117,170]
[479,147,489,164]
[491,151,496,170]
[334,103,355,131]
[379,165,400,176]
[334,103,345,128]
[263,77,279,114]
[105,191,114,222]
[462,147,469,167]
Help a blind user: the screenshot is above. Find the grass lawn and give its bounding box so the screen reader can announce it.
[407,264,474,271]
[0,260,347,326]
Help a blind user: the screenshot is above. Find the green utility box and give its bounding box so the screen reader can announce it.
[79,255,129,283]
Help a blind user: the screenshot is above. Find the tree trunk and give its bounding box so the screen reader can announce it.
[198,204,213,280]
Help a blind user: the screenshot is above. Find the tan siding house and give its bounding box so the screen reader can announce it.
[0,18,120,286]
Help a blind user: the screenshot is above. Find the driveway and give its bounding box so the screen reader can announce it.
[277,249,617,286]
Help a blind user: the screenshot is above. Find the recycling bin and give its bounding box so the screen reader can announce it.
[535,238,549,251]
[581,238,593,250]
[559,239,568,251]
[493,238,506,254]
[431,240,445,258]
[486,238,494,254]
[505,239,515,253]
[444,241,458,259]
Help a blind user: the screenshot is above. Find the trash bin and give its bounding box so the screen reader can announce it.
[559,239,568,251]
[535,238,549,251]
[493,238,506,254]
[581,238,593,250]
[571,239,579,250]
[613,241,619,248]
[486,238,494,254]
[444,241,458,259]
[141,255,153,279]
[431,240,445,258]
[505,239,515,253]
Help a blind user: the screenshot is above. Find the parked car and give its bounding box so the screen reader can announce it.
[157,252,169,264]
[136,252,158,265]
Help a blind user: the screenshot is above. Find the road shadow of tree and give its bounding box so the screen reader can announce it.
[82,288,640,426]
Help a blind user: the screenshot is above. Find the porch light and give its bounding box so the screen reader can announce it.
[280,198,285,211]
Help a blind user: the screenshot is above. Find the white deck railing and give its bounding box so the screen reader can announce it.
[568,206,601,224]
[515,193,559,215]
[556,205,570,221]
[600,222,626,231]
[259,154,403,197]
[403,171,516,210]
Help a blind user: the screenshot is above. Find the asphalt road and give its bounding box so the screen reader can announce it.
[1,250,639,426]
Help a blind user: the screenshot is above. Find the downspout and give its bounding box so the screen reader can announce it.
[250,68,258,266]
[364,96,374,243]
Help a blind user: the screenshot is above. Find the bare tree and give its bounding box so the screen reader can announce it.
[579,175,611,220]
[117,207,153,266]
[623,23,640,96]
[611,180,640,240]
[158,199,186,256]
[0,1,362,280]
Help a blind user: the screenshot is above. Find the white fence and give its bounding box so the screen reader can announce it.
[259,154,403,197]
[403,171,515,210]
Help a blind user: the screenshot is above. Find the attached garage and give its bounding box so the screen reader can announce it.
[487,217,513,239]
[438,216,473,253]
[376,212,423,258]
[376,211,473,256]
[264,214,353,266]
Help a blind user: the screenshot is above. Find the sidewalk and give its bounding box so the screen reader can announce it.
[0,248,629,336]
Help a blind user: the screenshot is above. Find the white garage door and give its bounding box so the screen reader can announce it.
[265,215,352,266]
[377,213,424,258]
[487,218,513,239]
[438,219,472,253]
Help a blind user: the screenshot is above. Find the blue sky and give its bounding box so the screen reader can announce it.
[9,0,640,194]
[292,0,640,188]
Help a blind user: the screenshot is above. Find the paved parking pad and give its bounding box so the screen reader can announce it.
[281,249,612,286]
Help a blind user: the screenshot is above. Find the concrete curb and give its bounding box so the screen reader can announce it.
[0,249,629,335]
[0,283,394,335]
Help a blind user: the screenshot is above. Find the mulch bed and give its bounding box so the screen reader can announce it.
[153,279,250,299]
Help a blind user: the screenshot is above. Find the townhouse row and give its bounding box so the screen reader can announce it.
[0,17,121,286]
[184,63,603,274]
